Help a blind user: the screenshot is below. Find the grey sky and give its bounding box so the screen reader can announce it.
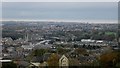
[1,0,119,2]
[2,2,118,23]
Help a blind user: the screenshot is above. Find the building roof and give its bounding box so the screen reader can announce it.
[31,56,44,63]
[18,61,30,67]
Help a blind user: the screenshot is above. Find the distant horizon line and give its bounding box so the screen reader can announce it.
[0,19,118,24]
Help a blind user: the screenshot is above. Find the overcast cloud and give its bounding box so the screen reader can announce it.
[2,2,118,23]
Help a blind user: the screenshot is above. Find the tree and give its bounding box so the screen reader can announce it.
[33,49,46,56]
[57,47,70,55]
[75,48,87,55]
[26,49,48,61]
[2,62,17,68]
[99,51,120,68]
[47,53,59,67]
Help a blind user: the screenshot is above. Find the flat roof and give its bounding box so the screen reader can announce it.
[0,60,12,62]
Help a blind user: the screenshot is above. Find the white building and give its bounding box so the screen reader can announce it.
[59,55,69,67]
[81,39,95,43]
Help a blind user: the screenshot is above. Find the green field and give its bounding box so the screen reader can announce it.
[105,32,117,36]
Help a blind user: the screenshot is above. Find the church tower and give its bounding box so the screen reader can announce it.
[24,29,29,42]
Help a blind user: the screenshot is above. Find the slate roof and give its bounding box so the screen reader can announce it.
[18,61,30,67]
[31,56,44,63]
